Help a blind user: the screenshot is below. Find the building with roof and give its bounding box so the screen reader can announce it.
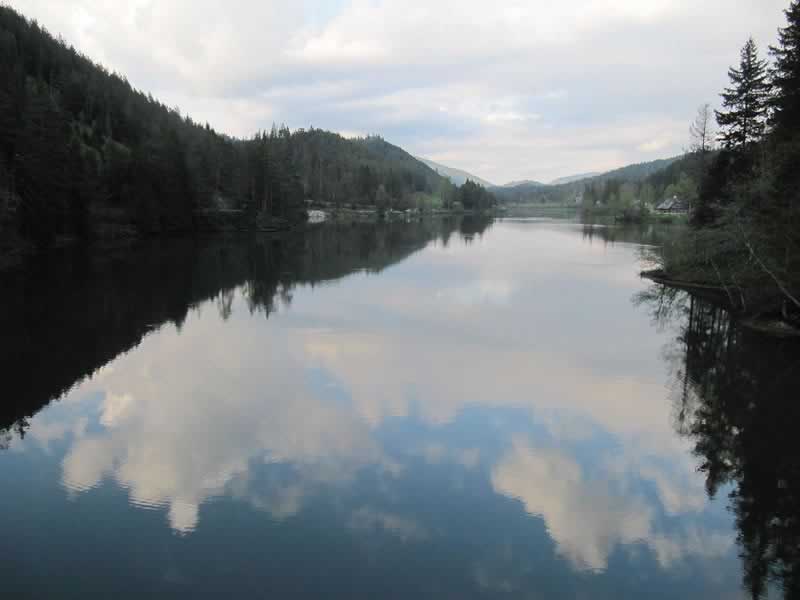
[655,195,689,213]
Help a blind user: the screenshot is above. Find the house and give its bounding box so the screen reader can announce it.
[655,195,688,214]
[307,210,327,223]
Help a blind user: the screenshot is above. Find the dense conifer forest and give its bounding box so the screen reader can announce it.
[0,6,495,257]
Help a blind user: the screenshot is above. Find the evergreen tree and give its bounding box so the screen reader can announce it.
[715,38,772,151]
[770,0,800,134]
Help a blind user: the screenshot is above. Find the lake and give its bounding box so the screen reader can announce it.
[1,217,797,599]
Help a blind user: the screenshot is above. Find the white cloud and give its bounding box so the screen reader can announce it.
[492,437,652,571]
[485,111,541,124]
[100,392,134,428]
[58,302,390,534]
[638,135,680,153]
[491,437,731,571]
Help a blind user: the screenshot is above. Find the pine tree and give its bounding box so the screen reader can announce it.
[715,38,772,150]
[770,0,800,134]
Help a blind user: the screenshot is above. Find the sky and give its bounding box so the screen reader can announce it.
[13,0,791,184]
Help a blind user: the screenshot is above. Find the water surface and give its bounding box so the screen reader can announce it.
[1,218,796,598]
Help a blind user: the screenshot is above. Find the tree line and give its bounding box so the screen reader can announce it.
[0,6,496,253]
[656,0,800,321]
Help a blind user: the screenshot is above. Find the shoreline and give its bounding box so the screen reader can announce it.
[0,210,497,272]
[641,269,800,338]
[307,206,500,222]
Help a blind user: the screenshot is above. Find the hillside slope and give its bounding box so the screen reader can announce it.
[550,172,600,185]
[416,156,494,187]
[588,156,681,184]
[293,130,446,206]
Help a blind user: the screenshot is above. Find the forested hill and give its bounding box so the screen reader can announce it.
[586,156,681,184]
[549,172,600,185]
[0,6,494,254]
[492,154,686,204]
[0,7,304,244]
[291,130,445,207]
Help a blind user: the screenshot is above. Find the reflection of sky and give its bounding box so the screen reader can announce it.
[2,221,744,597]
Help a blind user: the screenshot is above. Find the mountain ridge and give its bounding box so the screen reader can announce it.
[491,155,687,204]
[549,172,601,185]
[497,155,682,194]
[501,179,545,188]
[415,157,495,188]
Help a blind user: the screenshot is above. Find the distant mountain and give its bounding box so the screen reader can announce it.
[499,156,681,194]
[416,157,495,188]
[491,180,549,203]
[501,179,545,188]
[549,172,600,185]
[491,154,685,204]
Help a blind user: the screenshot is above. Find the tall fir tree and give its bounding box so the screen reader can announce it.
[715,38,772,150]
[770,0,800,135]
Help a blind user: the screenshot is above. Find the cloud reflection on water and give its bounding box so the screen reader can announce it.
[15,222,734,578]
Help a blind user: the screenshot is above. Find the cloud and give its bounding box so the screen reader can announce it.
[291,224,681,437]
[638,136,680,153]
[485,111,541,124]
[21,416,88,453]
[490,437,732,571]
[13,0,790,182]
[100,392,134,428]
[492,437,653,571]
[58,302,390,534]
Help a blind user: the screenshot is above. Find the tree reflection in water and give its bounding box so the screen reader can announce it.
[638,284,800,599]
[0,217,493,449]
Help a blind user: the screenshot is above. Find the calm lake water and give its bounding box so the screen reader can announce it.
[2,218,797,599]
